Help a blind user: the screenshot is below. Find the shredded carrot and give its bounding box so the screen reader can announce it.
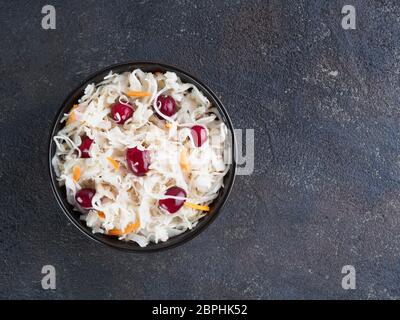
[107,219,140,236]
[180,148,190,174]
[165,122,172,129]
[126,91,151,97]
[66,104,78,125]
[66,112,76,125]
[106,157,119,170]
[157,79,165,89]
[184,202,210,212]
[72,165,81,182]
[97,211,106,219]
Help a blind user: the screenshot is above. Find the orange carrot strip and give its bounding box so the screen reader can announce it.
[126,91,151,97]
[106,157,119,170]
[184,202,210,212]
[97,211,106,219]
[180,148,190,173]
[72,165,81,182]
[66,104,78,125]
[107,219,140,236]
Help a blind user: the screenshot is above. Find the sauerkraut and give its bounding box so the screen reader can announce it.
[52,69,229,247]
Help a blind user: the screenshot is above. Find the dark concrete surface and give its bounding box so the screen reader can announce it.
[1,0,400,299]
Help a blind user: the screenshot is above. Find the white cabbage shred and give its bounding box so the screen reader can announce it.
[52,69,228,247]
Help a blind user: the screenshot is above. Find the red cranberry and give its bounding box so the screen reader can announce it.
[126,147,151,176]
[79,137,93,158]
[159,186,187,214]
[156,95,177,118]
[191,125,207,147]
[75,188,96,209]
[111,102,134,124]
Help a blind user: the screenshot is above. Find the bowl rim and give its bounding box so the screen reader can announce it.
[48,61,236,253]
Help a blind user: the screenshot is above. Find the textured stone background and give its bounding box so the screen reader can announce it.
[1,0,400,299]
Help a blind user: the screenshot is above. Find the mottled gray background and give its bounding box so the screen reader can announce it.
[1,0,400,299]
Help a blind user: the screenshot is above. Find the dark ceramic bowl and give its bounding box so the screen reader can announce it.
[48,61,236,252]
